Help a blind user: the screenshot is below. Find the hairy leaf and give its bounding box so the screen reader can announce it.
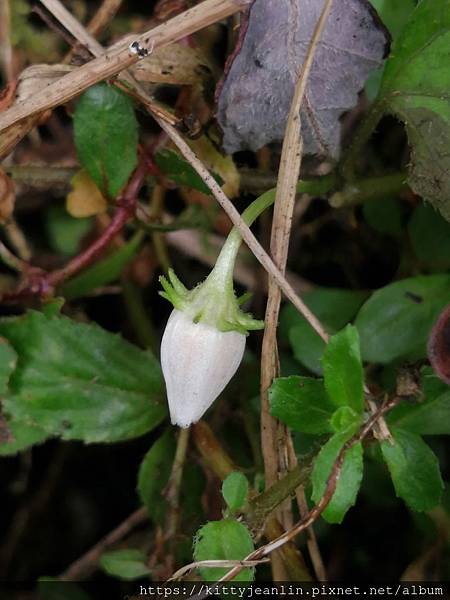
[217,0,388,156]
[281,288,367,375]
[0,311,165,443]
[322,325,364,414]
[222,472,249,512]
[194,519,255,582]
[355,274,450,363]
[269,376,334,434]
[312,429,364,524]
[381,428,443,511]
[379,0,450,220]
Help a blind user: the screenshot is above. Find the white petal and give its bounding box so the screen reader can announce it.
[161,309,246,428]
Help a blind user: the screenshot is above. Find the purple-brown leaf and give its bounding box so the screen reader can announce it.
[217,0,389,157]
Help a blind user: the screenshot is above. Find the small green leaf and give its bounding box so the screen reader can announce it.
[100,549,150,581]
[330,406,362,434]
[0,311,165,443]
[155,149,223,196]
[312,430,364,524]
[61,232,143,299]
[137,429,175,523]
[355,274,450,363]
[194,519,255,582]
[222,472,249,512]
[381,428,443,511]
[73,83,138,198]
[408,203,450,270]
[322,325,364,414]
[388,368,450,435]
[280,288,367,375]
[269,376,334,434]
[45,205,93,257]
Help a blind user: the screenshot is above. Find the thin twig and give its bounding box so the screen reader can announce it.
[259,0,333,576]
[64,0,123,62]
[169,558,270,581]
[0,0,252,133]
[164,427,190,540]
[59,506,148,581]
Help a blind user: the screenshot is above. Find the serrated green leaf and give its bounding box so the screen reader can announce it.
[73,83,138,198]
[355,274,450,363]
[408,203,450,270]
[0,340,45,456]
[269,376,334,434]
[61,232,143,299]
[194,519,255,582]
[388,368,450,435]
[280,288,367,375]
[322,325,364,414]
[100,549,150,581]
[0,311,165,443]
[381,428,443,511]
[222,472,249,512]
[378,0,450,221]
[137,429,175,523]
[312,429,364,524]
[155,149,223,196]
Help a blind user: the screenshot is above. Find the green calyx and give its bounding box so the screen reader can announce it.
[159,189,277,335]
[160,267,263,334]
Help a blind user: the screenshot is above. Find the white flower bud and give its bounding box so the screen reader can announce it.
[161,309,246,428]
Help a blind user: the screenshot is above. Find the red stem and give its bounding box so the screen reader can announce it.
[2,156,154,303]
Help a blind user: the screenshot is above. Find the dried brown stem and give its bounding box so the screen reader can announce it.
[259,0,334,578]
[0,0,252,133]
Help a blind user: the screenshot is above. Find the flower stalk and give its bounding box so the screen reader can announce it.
[160,190,275,427]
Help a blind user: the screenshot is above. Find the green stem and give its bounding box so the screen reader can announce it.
[330,172,407,208]
[341,100,386,181]
[208,173,337,288]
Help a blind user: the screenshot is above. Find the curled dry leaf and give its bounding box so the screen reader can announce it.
[217,0,389,157]
[0,167,15,224]
[0,65,73,160]
[66,170,108,218]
